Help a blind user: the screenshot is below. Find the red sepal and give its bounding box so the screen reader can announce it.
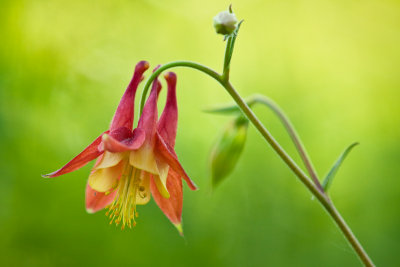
[102,128,145,153]
[150,169,182,225]
[157,72,178,147]
[85,184,117,213]
[155,133,197,190]
[110,61,149,131]
[43,131,108,178]
[137,72,161,140]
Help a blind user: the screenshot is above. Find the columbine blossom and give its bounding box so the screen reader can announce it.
[44,61,196,232]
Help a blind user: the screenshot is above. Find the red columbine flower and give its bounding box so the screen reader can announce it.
[43,61,197,232]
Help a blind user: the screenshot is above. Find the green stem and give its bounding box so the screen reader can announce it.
[139,61,374,267]
[327,202,375,267]
[139,61,221,115]
[222,36,233,80]
[249,95,324,192]
[222,81,374,267]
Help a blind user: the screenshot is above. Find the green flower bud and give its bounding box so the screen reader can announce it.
[213,10,238,35]
[210,116,248,187]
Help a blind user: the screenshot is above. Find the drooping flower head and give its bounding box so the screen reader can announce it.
[43,61,196,232]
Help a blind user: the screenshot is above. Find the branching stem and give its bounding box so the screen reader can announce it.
[139,61,374,266]
[247,95,324,192]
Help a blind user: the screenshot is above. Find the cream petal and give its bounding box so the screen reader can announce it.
[154,159,170,198]
[88,161,124,192]
[129,143,158,174]
[136,171,151,205]
[95,151,124,169]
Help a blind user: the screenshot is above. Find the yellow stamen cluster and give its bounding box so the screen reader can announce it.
[106,166,146,230]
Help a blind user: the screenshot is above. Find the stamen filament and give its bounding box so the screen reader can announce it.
[106,163,142,229]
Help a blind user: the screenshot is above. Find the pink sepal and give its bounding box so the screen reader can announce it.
[43,131,108,178]
[157,72,178,147]
[155,133,197,191]
[150,169,183,225]
[85,184,117,213]
[110,61,149,132]
[137,71,161,141]
[102,128,145,153]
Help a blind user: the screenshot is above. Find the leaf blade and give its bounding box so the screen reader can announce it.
[322,142,359,191]
[203,96,256,116]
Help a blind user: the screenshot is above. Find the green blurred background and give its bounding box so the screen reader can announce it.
[1,0,399,266]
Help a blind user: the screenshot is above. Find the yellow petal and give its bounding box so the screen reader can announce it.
[96,151,124,169]
[129,143,158,174]
[136,171,151,205]
[154,159,170,198]
[89,161,124,192]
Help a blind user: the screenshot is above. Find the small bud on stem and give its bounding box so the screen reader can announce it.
[210,116,248,187]
[213,10,238,35]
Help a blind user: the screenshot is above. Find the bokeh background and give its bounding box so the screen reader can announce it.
[1,0,399,266]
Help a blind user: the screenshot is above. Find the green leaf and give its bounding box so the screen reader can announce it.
[203,103,242,115]
[322,142,359,191]
[203,97,256,116]
[227,20,244,65]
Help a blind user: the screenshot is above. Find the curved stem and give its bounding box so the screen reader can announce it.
[138,61,374,267]
[139,61,221,115]
[221,82,328,202]
[250,95,324,192]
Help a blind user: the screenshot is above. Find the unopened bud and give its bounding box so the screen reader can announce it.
[213,10,238,35]
[210,116,248,187]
